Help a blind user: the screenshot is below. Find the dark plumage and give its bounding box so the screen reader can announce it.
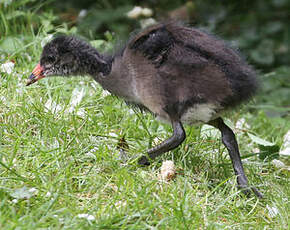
[27,22,262,198]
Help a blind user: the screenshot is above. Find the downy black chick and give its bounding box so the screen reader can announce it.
[27,22,262,198]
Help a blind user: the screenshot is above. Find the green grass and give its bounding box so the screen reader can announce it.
[1,57,289,230]
[0,2,289,229]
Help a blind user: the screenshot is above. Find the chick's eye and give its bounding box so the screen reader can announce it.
[46,56,55,63]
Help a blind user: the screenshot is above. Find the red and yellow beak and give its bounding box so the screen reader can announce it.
[26,63,45,86]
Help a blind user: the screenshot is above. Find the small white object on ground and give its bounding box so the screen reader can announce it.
[159,160,176,181]
[0,61,15,74]
[114,200,127,209]
[45,191,52,197]
[271,159,285,168]
[266,204,279,218]
[253,148,260,154]
[44,98,63,113]
[68,87,85,113]
[28,188,38,195]
[10,186,38,199]
[77,213,95,221]
[235,118,250,129]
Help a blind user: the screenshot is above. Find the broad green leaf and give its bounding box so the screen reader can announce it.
[248,133,275,146]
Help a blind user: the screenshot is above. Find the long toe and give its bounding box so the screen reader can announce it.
[138,156,151,166]
[240,186,252,197]
[239,185,263,199]
[237,176,263,198]
[251,187,263,199]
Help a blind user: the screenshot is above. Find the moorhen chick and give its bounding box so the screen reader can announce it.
[27,22,262,198]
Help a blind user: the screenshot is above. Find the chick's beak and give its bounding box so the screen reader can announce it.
[26,63,45,86]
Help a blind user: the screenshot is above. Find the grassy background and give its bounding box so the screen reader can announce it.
[0,0,289,229]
